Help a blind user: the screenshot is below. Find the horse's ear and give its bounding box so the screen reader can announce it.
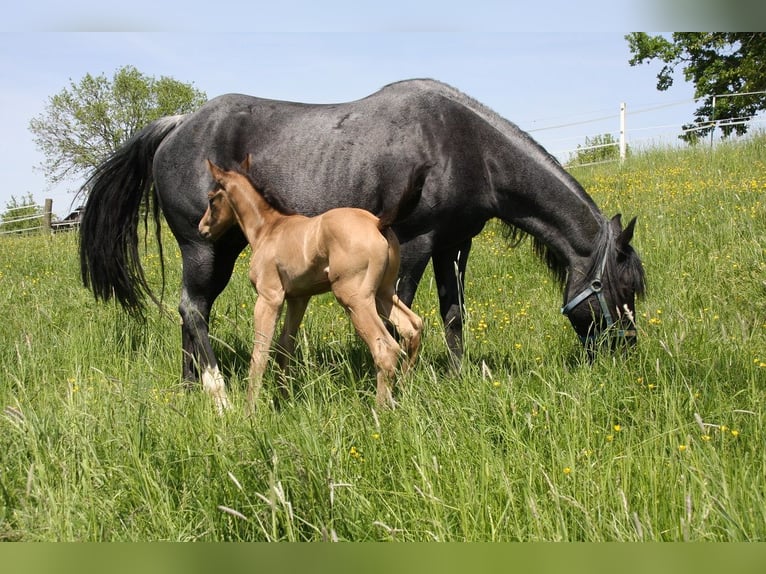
[617,216,637,251]
[610,213,623,232]
[240,154,252,172]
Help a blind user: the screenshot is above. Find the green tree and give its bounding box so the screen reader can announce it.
[569,133,623,166]
[626,33,766,143]
[1,194,44,234]
[29,65,207,188]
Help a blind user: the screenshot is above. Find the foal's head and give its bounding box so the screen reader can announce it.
[198,158,252,241]
[198,188,234,241]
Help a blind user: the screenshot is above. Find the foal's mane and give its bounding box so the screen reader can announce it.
[229,162,297,216]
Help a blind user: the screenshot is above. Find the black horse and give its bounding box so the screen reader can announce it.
[80,79,646,401]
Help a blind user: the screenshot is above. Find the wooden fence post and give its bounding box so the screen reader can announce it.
[43,198,53,234]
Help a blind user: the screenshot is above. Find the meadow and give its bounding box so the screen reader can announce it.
[0,136,764,541]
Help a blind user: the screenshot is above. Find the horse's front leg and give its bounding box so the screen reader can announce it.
[431,239,472,370]
[248,293,284,412]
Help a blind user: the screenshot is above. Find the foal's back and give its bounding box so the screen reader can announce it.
[276,207,394,287]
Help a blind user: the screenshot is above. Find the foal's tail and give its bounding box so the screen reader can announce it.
[79,115,187,315]
[377,162,432,231]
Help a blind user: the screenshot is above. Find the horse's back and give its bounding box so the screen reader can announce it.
[152,79,503,239]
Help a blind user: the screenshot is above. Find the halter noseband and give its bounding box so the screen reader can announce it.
[560,235,636,345]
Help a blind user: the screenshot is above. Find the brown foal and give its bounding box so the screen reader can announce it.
[199,157,427,411]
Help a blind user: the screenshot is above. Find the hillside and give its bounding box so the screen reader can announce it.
[1,136,764,541]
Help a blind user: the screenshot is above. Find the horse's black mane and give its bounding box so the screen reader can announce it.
[499,224,567,287]
[501,218,646,300]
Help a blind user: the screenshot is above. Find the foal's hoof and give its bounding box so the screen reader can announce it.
[376,393,398,410]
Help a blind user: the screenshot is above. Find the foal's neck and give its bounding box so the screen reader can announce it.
[225,181,284,246]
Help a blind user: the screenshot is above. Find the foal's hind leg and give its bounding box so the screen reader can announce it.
[375,290,423,372]
[340,295,402,408]
[376,235,423,373]
[388,295,423,370]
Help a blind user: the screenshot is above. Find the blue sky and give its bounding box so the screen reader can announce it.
[0,2,703,215]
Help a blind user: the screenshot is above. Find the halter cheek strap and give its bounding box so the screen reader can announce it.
[561,278,613,326]
[560,233,635,344]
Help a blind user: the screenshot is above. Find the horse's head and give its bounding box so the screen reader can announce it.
[198,159,240,241]
[561,214,646,352]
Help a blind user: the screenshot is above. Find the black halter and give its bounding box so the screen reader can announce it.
[560,233,636,345]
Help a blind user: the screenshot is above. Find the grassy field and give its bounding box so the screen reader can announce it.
[1,136,764,541]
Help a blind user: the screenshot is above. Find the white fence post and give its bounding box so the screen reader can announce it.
[619,102,627,163]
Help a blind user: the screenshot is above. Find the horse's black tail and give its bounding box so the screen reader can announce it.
[79,115,187,315]
[378,162,432,230]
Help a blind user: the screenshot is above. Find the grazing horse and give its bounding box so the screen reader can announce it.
[79,78,646,400]
[198,157,426,411]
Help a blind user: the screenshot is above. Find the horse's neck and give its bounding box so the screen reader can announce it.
[226,186,282,247]
[493,150,604,266]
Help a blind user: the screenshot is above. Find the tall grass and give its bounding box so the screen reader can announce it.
[1,136,764,541]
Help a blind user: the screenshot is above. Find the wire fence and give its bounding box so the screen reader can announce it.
[0,200,82,236]
[527,89,766,168]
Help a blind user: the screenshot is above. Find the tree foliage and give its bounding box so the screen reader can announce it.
[626,33,766,142]
[29,65,207,187]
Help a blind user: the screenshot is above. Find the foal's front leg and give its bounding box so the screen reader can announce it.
[275,296,311,398]
[248,294,284,412]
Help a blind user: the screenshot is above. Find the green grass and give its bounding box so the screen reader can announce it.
[1,136,765,541]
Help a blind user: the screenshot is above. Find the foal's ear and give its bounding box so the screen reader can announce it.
[206,159,226,183]
[240,154,252,172]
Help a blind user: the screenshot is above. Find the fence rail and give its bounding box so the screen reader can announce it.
[0,199,81,236]
[528,89,766,168]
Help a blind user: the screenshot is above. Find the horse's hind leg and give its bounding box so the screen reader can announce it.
[376,234,423,372]
[178,234,245,413]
